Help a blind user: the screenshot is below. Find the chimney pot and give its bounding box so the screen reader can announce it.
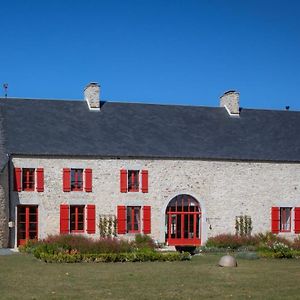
[220,90,240,116]
[84,82,100,111]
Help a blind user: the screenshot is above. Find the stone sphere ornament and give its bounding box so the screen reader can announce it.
[218,255,237,267]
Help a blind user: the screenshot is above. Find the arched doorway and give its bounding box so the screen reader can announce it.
[165,194,201,246]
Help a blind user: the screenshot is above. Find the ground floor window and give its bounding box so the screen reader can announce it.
[127,206,141,233]
[280,207,291,232]
[60,204,95,234]
[17,205,38,246]
[272,206,300,234]
[70,205,85,232]
[117,205,151,234]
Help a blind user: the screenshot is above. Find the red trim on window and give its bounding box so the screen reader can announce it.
[63,168,71,192]
[143,206,151,234]
[120,170,127,193]
[85,169,92,192]
[86,204,96,234]
[14,168,22,192]
[36,168,44,192]
[117,205,126,234]
[271,207,280,234]
[295,207,300,233]
[60,204,69,234]
[141,170,148,193]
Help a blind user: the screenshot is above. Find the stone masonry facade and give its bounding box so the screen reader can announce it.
[8,156,300,248]
[0,166,9,248]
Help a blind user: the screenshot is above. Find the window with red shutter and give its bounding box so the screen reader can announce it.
[86,204,96,234]
[60,204,69,234]
[271,207,280,234]
[117,205,126,234]
[36,168,44,192]
[85,169,92,192]
[143,206,151,234]
[63,168,71,192]
[295,207,300,233]
[141,170,148,193]
[14,168,22,192]
[120,169,128,193]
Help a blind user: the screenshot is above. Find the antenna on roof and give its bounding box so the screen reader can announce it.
[3,83,8,98]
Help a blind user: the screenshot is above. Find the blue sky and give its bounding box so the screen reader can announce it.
[1,0,300,110]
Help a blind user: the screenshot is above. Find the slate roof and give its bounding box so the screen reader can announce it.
[0,98,300,162]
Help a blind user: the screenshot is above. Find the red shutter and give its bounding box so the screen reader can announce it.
[85,169,92,192]
[14,168,22,192]
[36,168,44,192]
[141,170,148,193]
[143,206,151,234]
[86,204,96,234]
[117,205,126,234]
[120,169,127,193]
[63,168,71,192]
[295,207,300,234]
[271,207,280,234]
[60,204,69,234]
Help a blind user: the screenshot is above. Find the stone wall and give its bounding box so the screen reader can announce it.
[9,156,300,247]
[0,165,9,247]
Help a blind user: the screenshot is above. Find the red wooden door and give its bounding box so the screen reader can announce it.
[17,205,38,246]
[166,195,201,246]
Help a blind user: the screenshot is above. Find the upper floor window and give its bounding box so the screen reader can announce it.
[22,168,35,191]
[120,169,148,193]
[71,169,83,191]
[14,167,44,192]
[63,168,92,192]
[128,170,139,192]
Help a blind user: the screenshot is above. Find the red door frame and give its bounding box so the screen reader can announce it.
[17,205,38,246]
[166,195,201,246]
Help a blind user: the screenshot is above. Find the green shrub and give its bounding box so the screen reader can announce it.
[134,234,156,250]
[35,250,191,263]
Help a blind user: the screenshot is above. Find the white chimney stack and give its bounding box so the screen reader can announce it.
[220,90,240,116]
[84,82,100,111]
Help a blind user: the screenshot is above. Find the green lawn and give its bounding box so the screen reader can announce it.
[1,253,300,299]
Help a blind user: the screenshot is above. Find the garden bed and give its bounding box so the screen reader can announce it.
[19,234,191,263]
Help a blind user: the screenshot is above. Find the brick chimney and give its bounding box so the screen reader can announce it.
[84,82,100,111]
[220,90,240,116]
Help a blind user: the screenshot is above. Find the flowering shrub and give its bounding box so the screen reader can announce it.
[205,234,259,249]
[292,236,300,250]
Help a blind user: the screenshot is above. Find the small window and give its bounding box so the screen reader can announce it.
[280,207,292,232]
[71,169,83,191]
[22,168,35,191]
[70,205,85,232]
[128,170,139,192]
[126,206,141,233]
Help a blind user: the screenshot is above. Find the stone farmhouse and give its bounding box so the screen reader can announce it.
[0,83,300,249]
